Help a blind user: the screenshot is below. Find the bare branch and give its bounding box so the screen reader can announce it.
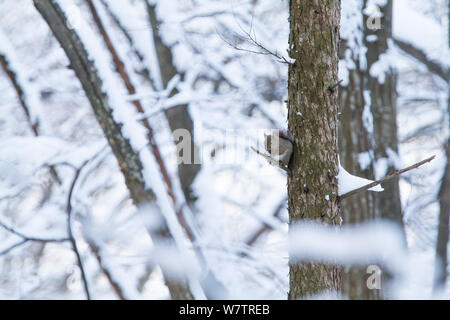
[0,240,28,256]
[66,161,91,300]
[251,147,289,173]
[0,220,69,243]
[339,155,436,200]
[217,28,293,65]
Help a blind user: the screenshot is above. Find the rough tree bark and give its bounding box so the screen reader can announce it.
[287,0,342,299]
[34,0,193,300]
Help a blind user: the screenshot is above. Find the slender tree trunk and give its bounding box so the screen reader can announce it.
[0,40,61,185]
[146,1,201,205]
[34,0,193,300]
[434,92,450,292]
[338,46,379,300]
[364,1,404,232]
[364,1,404,297]
[287,0,342,299]
[338,1,377,300]
[433,2,450,290]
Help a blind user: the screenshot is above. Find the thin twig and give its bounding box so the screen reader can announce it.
[0,52,61,185]
[0,220,69,243]
[217,25,293,65]
[66,161,91,300]
[251,147,289,173]
[339,155,436,200]
[0,240,28,256]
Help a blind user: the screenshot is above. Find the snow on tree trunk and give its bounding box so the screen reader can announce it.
[146,2,201,206]
[33,0,194,300]
[364,0,405,297]
[287,0,342,299]
[364,0,404,232]
[338,0,378,300]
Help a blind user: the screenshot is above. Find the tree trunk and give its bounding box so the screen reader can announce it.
[338,46,379,300]
[338,1,377,300]
[364,1,404,232]
[146,1,201,205]
[287,0,342,299]
[364,1,405,297]
[33,0,193,300]
[434,93,450,291]
[433,3,450,289]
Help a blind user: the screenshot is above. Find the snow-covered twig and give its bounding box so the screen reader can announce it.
[339,155,436,200]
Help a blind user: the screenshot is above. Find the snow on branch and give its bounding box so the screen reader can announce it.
[338,155,435,200]
[34,0,198,300]
[0,29,44,135]
[289,220,406,271]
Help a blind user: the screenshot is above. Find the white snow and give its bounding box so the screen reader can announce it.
[394,0,449,67]
[337,164,384,196]
[56,0,205,299]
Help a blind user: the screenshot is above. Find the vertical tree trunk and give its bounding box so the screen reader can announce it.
[364,2,405,296]
[146,1,201,205]
[433,1,450,290]
[364,1,404,232]
[338,47,379,300]
[288,0,342,299]
[434,92,450,292]
[338,1,377,300]
[33,0,194,300]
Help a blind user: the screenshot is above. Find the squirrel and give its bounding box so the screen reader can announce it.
[252,129,293,172]
[264,129,293,167]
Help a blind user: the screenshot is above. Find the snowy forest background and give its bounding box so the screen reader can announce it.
[0,0,448,299]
